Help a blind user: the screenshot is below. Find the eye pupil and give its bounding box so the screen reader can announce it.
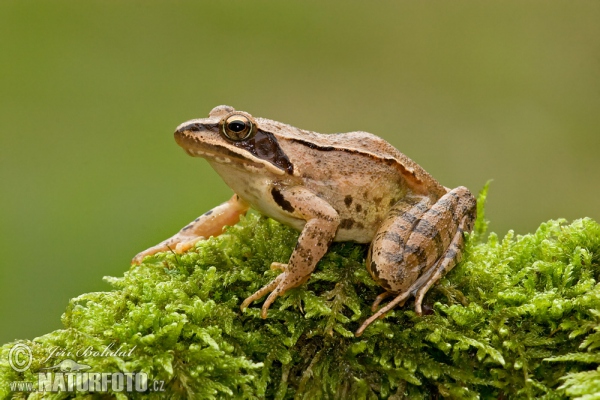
[222,114,254,141]
[228,121,246,132]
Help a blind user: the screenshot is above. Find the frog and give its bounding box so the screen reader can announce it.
[132,105,477,337]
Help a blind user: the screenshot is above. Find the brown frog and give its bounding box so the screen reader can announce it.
[133,106,477,336]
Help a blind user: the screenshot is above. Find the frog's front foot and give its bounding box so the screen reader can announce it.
[132,237,203,264]
[241,263,308,318]
[131,194,249,265]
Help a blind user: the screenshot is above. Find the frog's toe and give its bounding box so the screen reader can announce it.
[413,224,466,314]
[270,262,287,272]
[371,292,392,312]
[173,237,205,253]
[131,235,205,265]
[130,241,172,265]
[260,275,297,318]
[371,291,409,315]
[240,274,283,314]
[131,253,145,265]
[413,260,448,315]
[414,284,433,316]
[261,292,278,318]
[356,289,414,337]
[242,269,311,318]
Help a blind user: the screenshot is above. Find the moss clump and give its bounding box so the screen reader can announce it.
[1,186,600,399]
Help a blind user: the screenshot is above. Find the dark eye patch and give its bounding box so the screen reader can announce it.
[231,130,294,174]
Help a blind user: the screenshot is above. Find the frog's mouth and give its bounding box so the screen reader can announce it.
[174,122,281,174]
[184,141,266,170]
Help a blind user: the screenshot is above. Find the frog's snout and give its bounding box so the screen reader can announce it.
[175,121,202,135]
[173,118,223,159]
[174,120,208,143]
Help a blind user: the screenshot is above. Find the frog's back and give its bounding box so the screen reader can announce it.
[314,130,411,164]
[273,123,447,199]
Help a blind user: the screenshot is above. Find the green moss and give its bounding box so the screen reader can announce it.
[2,185,600,399]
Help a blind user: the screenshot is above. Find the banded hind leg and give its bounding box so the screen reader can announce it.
[357,186,476,337]
[365,195,434,308]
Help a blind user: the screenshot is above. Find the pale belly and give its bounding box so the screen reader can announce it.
[209,160,406,243]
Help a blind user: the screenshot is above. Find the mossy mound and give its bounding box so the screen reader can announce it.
[2,187,600,399]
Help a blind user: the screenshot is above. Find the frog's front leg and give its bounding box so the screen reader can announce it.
[356,187,476,337]
[240,186,340,318]
[132,194,249,264]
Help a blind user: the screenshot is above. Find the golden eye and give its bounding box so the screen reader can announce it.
[221,114,255,141]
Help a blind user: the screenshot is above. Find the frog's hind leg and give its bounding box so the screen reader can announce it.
[357,187,476,337]
[413,214,470,315]
[357,213,472,336]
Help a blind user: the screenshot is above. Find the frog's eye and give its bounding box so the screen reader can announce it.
[221,114,255,141]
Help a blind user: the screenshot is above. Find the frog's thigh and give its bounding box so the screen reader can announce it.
[241,186,340,318]
[367,195,434,295]
[369,188,474,296]
[131,194,249,264]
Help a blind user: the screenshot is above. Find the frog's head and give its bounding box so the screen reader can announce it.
[174,105,293,176]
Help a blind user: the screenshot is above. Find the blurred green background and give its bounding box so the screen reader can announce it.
[1,1,598,344]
